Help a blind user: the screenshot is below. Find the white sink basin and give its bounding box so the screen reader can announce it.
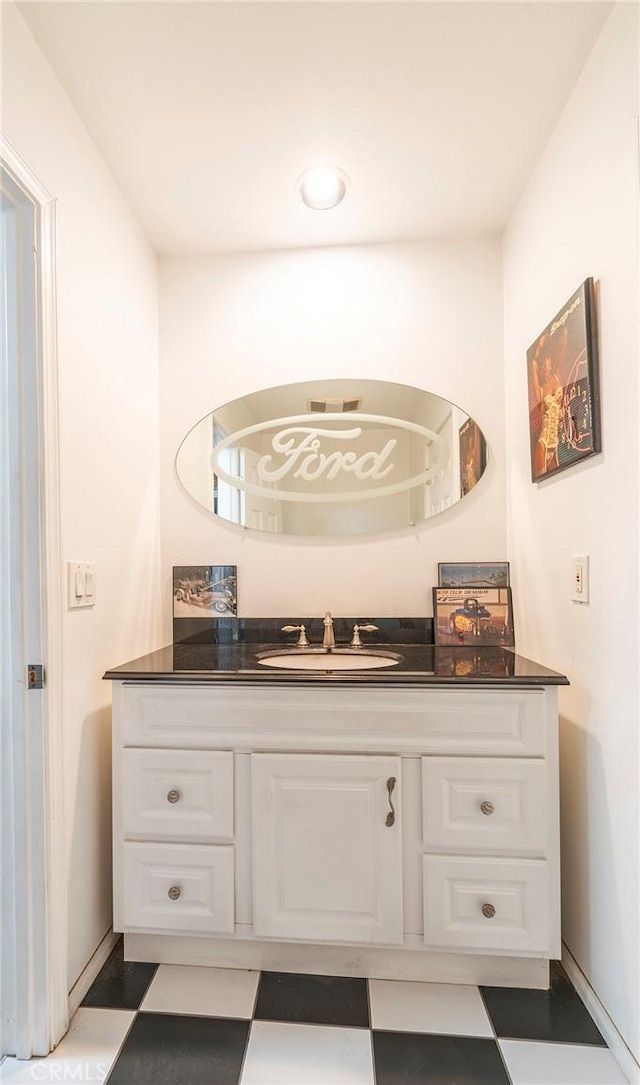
[257,648,403,671]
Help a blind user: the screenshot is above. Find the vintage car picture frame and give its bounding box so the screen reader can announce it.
[433,586,515,647]
[173,565,237,618]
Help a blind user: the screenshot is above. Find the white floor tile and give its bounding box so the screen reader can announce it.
[140,963,259,1018]
[368,978,493,1037]
[0,1008,134,1084]
[499,1039,628,1085]
[240,1021,374,1085]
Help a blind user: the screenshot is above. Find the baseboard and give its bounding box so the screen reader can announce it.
[125,931,549,989]
[562,942,640,1085]
[68,929,120,1018]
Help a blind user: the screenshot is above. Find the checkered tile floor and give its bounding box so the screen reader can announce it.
[0,942,627,1084]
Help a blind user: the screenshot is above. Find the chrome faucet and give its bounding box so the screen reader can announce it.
[322,612,335,649]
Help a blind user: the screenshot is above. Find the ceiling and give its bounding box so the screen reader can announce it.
[17,1,612,255]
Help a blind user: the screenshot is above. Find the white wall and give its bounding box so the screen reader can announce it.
[159,240,505,633]
[503,2,639,1061]
[2,5,163,987]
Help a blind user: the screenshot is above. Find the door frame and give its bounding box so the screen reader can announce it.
[0,135,68,1057]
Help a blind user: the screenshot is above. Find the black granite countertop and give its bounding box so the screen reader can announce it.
[103,641,569,686]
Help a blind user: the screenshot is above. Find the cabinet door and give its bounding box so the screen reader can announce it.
[252,753,403,944]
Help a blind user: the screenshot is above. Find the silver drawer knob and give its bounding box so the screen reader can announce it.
[167,789,181,804]
[482,902,496,919]
[167,886,181,901]
[480,800,495,816]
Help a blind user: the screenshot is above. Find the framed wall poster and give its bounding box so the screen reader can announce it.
[438,562,510,588]
[173,565,237,617]
[527,278,601,482]
[433,587,515,647]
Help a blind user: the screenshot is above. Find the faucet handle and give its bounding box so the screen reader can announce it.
[350,623,379,647]
[281,624,309,647]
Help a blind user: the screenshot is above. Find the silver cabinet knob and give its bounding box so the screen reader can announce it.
[480,800,495,816]
[168,886,181,901]
[167,789,181,804]
[481,902,496,919]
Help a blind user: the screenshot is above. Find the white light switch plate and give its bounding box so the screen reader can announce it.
[571,555,590,604]
[67,562,96,609]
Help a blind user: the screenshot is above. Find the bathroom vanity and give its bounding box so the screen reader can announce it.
[104,639,568,989]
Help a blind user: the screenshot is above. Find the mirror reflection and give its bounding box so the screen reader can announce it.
[176,379,487,537]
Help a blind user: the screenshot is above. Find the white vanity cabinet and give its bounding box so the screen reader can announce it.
[111,679,561,988]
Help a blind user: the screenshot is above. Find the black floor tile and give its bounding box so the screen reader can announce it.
[480,960,606,1045]
[81,940,157,1011]
[106,1012,250,1085]
[254,971,370,1028]
[373,1031,510,1085]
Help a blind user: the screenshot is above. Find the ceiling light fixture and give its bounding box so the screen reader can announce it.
[298,166,348,210]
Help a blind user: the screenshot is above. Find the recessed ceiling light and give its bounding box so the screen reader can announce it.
[298,166,348,210]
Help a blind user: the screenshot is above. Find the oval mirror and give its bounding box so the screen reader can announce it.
[176,379,487,537]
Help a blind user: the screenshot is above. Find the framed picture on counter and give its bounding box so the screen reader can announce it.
[433,586,515,647]
[438,562,510,588]
[173,565,237,618]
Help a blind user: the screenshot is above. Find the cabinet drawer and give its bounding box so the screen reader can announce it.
[423,855,550,954]
[122,842,234,933]
[422,758,548,854]
[121,749,233,841]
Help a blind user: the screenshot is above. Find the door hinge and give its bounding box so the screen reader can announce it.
[27,664,45,690]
